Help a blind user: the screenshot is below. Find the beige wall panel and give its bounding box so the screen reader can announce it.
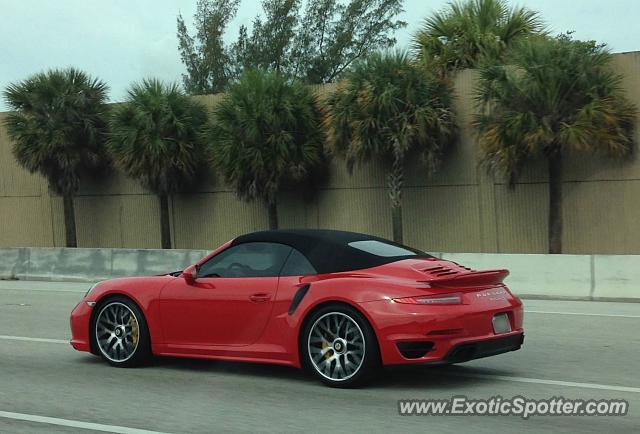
[278,190,319,229]
[66,194,160,248]
[0,113,46,197]
[404,136,478,187]
[494,183,548,253]
[404,185,482,253]
[563,180,640,254]
[172,192,268,250]
[192,171,234,194]
[191,93,225,110]
[0,197,52,246]
[49,196,65,247]
[78,171,147,196]
[613,52,640,146]
[73,194,161,248]
[192,171,217,193]
[119,195,164,249]
[488,156,549,185]
[615,52,640,99]
[75,195,125,247]
[477,171,498,252]
[326,159,388,189]
[563,151,640,182]
[317,188,393,240]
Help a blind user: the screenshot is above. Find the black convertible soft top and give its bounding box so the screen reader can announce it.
[231,229,431,274]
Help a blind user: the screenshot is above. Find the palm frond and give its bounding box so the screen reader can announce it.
[208,70,326,203]
[3,67,110,194]
[475,34,637,184]
[414,0,544,76]
[325,50,457,176]
[108,79,208,195]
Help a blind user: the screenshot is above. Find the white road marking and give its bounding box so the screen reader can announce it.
[3,333,639,395]
[0,410,173,434]
[0,335,68,344]
[455,373,640,394]
[525,310,640,318]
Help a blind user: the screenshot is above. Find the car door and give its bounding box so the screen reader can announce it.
[159,242,292,347]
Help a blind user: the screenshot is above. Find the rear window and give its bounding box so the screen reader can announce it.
[347,240,421,257]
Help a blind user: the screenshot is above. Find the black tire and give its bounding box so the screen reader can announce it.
[300,303,380,388]
[91,296,151,367]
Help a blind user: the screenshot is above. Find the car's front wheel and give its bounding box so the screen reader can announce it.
[93,296,150,367]
[301,304,380,387]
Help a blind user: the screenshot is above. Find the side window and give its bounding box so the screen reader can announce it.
[280,249,317,276]
[198,242,292,278]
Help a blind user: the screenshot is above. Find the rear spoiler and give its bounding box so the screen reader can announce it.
[420,269,509,288]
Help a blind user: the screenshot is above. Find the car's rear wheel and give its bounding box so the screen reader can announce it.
[301,304,379,387]
[93,296,150,367]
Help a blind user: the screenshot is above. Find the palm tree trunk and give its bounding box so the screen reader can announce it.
[267,198,278,230]
[62,193,77,248]
[548,153,563,254]
[388,158,404,244]
[159,193,172,249]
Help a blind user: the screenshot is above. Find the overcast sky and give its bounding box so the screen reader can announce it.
[1,0,638,110]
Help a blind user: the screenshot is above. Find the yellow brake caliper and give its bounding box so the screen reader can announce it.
[129,316,139,346]
[322,339,332,360]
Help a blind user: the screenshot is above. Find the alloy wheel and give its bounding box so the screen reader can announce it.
[95,302,140,363]
[307,312,366,381]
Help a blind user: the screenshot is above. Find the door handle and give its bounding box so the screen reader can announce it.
[249,293,271,303]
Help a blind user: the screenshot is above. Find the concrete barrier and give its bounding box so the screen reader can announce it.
[591,255,640,300]
[0,247,638,301]
[0,248,29,280]
[110,249,208,278]
[0,247,209,282]
[442,253,593,299]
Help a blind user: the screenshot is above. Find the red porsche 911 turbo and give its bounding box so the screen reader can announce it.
[70,229,524,387]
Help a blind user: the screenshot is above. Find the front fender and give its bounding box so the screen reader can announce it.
[85,276,175,349]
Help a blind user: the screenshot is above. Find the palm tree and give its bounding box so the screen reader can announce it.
[209,69,325,230]
[413,0,544,76]
[4,68,109,248]
[324,51,457,243]
[475,34,637,254]
[108,79,208,249]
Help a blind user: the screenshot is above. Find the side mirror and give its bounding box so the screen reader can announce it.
[183,264,198,283]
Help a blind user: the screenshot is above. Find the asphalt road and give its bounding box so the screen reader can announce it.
[1,281,638,434]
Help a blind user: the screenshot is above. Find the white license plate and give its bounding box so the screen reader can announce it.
[492,313,512,334]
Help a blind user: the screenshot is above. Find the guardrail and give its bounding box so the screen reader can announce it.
[0,247,637,301]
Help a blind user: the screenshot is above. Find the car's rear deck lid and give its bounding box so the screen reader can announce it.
[414,262,509,288]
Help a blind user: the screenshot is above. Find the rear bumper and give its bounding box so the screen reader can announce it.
[443,333,524,363]
[359,295,524,365]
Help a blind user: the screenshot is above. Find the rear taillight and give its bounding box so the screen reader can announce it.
[393,293,462,305]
